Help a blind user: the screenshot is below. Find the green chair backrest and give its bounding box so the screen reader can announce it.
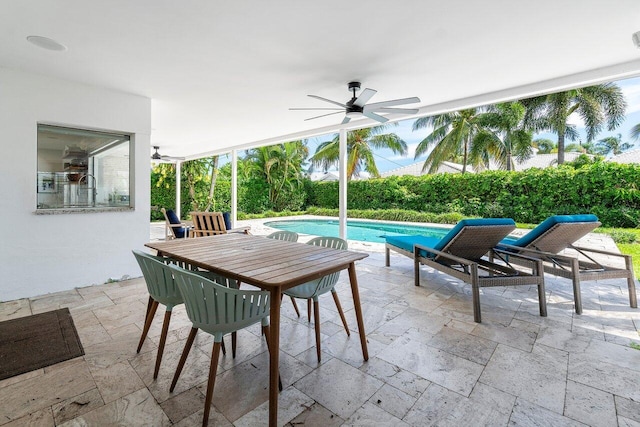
[284,237,347,299]
[132,250,183,310]
[169,265,270,340]
[192,270,240,289]
[266,230,299,242]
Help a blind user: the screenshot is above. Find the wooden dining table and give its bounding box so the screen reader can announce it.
[145,233,369,426]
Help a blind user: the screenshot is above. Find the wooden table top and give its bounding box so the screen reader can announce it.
[145,234,368,290]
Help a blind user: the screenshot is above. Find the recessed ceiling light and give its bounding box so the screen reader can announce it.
[26,35,67,51]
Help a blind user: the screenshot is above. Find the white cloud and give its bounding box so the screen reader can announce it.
[620,77,640,115]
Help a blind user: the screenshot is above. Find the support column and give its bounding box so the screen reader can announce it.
[339,128,347,240]
[175,161,182,218]
[231,150,238,228]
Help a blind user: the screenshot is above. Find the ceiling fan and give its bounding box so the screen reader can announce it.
[290,81,421,124]
[151,146,185,162]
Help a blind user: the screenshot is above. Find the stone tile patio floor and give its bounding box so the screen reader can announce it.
[0,220,639,426]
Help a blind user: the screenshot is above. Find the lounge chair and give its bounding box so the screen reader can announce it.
[189,211,250,237]
[498,214,637,314]
[385,218,547,323]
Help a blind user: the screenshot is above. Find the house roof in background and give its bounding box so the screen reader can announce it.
[380,153,589,177]
[380,161,472,177]
[2,1,640,159]
[609,149,640,163]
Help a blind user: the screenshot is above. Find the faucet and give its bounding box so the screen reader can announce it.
[78,174,95,186]
[78,174,97,206]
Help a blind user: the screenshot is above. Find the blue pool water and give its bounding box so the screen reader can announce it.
[264,219,450,244]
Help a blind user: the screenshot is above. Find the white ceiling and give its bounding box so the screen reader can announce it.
[2,1,640,160]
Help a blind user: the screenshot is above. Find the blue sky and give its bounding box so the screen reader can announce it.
[305,75,640,174]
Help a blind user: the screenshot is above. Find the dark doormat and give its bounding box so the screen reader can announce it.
[0,308,84,380]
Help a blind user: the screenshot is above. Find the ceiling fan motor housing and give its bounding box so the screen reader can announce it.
[348,81,361,92]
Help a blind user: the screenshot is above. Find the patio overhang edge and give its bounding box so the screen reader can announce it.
[182,57,640,162]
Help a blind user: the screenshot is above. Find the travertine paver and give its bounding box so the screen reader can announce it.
[0,219,637,426]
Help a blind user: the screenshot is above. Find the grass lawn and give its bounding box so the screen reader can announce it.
[617,243,640,278]
[597,228,640,278]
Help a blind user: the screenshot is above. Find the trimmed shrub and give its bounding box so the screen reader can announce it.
[304,162,640,228]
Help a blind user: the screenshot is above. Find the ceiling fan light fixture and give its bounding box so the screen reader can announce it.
[633,31,640,48]
[345,111,362,118]
[26,35,67,51]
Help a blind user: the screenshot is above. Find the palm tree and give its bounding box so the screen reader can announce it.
[521,83,626,164]
[595,133,633,155]
[412,108,481,173]
[469,102,533,171]
[310,126,407,180]
[245,140,308,210]
[630,122,640,141]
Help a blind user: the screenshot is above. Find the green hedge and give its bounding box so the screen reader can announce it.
[307,163,640,228]
[306,207,464,224]
[153,162,640,228]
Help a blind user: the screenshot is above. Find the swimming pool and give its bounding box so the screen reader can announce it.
[264,218,450,244]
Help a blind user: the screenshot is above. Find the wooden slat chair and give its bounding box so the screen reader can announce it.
[497,214,637,314]
[189,211,250,237]
[385,218,547,323]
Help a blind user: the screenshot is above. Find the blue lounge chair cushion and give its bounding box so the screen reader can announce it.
[223,212,232,231]
[166,209,187,238]
[386,218,516,257]
[385,235,442,254]
[507,214,599,248]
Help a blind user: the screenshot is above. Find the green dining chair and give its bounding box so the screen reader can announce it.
[193,270,241,359]
[265,230,303,317]
[266,230,299,242]
[132,250,186,380]
[282,236,350,362]
[167,264,278,427]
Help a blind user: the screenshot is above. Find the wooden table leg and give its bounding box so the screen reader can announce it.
[348,262,369,361]
[268,288,281,427]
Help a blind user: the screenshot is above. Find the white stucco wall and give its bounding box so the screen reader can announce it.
[0,67,151,301]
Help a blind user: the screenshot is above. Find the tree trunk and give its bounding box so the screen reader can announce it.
[188,177,199,212]
[462,135,468,174]
[204,156,219,211]
[557,132,565,164]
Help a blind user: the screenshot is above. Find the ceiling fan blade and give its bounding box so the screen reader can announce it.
[341,116,351,125]
[353,88,377,107]
[305,111,345,121]
[363,111,389,123]
[372,107,419,115]
[290,107,343,111]
[364,96,421,110]
[308,94,346,108]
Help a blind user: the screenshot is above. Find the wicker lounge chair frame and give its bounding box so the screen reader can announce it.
[386,222,547,323]
[498,220,637,315]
